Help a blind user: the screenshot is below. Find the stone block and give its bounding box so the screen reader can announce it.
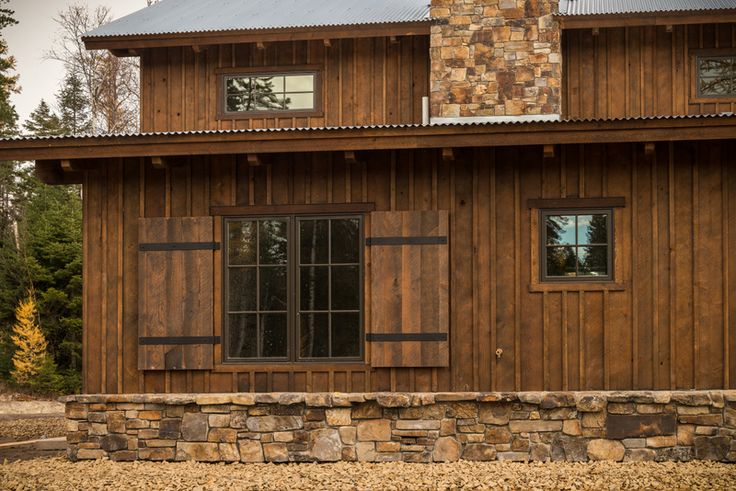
[448,402,478,419]
[622,438,646,448]
[208,414,230,428]
[263,443,289,462]
[138,410,161,420]
[562,420,581,436]
[508,420,562,433]
[606,414,676,439]
[107,412,126,434]
[694,436,730,461]
[176,442,220,462]
[356,442,377,461]
[433,437,462,462]
[304,409,325,421]
[377,441,401,452]
[89,423,108,436]
[678,425,695,446]
[310,429,342,462]
[88,412,107,423]
[587,440,625,461]
[462,443,497,461]
[208,428,237,443]
[100,434,129,452]
[239,440,264,463]
[479,403,510,425]
[357,419,391,441]
[231,394,257,406]
[181,413,208,442]
[678,414,723,426]
[66,403,88,420]
[624,449,656,462]
[246,415,303,432]
[219,443,239,462]
[607,403,635,414]
[304,393,332,407]
[440,418,457,436]
[339,426,357,445]
[76,449,106,460]
[376,393,411,408]
[396,420,441,431]
[144,440,177,448]
[110,451,137,462]
[646,435,677,448]
[497,452,528,462]
[326,408,351,426]
[530,443,550,461]
[138,447,175,461]
[581,412,605,428]
[485,426,512,444]
[274,431,294,442]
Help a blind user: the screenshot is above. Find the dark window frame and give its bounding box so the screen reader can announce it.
[215,65,324,120]
[540,208,614,283]
[690,48,736,103]
[222,214,364,364]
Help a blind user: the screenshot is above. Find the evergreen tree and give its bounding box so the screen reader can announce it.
[23,100,65,137]
[0,0,17,138]
[56,72,91,134]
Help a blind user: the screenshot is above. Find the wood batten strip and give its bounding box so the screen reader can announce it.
[210,202,375,216]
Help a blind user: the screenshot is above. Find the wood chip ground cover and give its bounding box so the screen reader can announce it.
[0,418,66,443]
[1,459,735,490]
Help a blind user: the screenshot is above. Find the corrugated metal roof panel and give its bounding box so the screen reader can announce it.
[559,0,736,16]
[84,0,430,38]
[4,113,734,142]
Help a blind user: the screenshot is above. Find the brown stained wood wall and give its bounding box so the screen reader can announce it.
[563,24,736,119]
[139,37,429,132]
[82,141,736,394]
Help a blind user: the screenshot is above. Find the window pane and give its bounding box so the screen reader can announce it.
[260,267,287,311]
[228,267,256,312]
[284,93,314,111]
[698,57,736,96]
[228,314,257,358]
[331,313,360,357]
[227,95,250,112]
[577,214,608,245]
[547,246,577,277]
[261,314,287,358]
[331,219,360,263]
[259,220,288,264]
[300,266,329,311]
[331,265,360,311]
[285,75,314,92]
[546,215,575,245]
[300,313,329,358]
[226,77,248,94]
[300,220,329,264]
[579,246,608,276]
[228,221,257,265]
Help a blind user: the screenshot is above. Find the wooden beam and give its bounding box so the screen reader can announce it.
[192,45,202,53]
[344,151,358,164]
[323,39,332,48]
[256,42,266,50]
[211,202,377,216]
[389,35,399,45]
[644,142,656,156]
[442,147,455,161]
[543,144,556,159]
[592,27,600,36]
[247,154,262,167]
[152,156,166,169]
[60,159,74,172]
[2,116,735,162]
[666,25,673,33]
[558,10,736,30]
[82,21,431,51]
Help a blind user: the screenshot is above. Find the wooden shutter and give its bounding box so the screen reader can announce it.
[368,211,449,367]
[138,217,217,370]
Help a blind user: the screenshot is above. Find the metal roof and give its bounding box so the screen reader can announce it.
[84,0,430,38]
[558,0,736,16]
[4,113,734,142]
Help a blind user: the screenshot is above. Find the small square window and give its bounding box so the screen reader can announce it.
[696,54,736,98]
[541,210,613,282]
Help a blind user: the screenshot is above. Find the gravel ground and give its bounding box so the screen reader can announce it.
[1,459,735,490]
[0,418,66,444]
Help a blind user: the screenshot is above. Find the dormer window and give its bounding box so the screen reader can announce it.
[217,67,322,119]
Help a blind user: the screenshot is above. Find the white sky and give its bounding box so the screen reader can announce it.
[6,0,149,124]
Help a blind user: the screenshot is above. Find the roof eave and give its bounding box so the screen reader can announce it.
[82,21,431,52]
[558,9,736,29]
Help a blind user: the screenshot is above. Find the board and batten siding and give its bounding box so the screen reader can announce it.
[139,36,430,133]
[563,23,736,119]
[82,141,736,394]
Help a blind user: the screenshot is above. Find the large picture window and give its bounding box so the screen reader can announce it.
[541,209,613,282]
[224,215,362,362]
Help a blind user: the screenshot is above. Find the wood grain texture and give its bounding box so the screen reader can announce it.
[563,24,736,119]
[81,142,736,393]
[368,210,449,368]
[140,37,428,132]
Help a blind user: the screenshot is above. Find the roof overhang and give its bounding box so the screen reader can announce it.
[2,115,735,184]
[83,21,430,53]
[557,9,736,29]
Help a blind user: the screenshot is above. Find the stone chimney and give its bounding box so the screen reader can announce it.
[430,0,561,122]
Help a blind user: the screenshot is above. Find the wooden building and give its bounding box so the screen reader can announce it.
[2,0,736,398]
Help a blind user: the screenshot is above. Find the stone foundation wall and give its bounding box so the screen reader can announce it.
[63,391,736,463]
[430,0,561,119]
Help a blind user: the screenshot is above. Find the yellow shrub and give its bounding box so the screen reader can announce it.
[10,296,49,386]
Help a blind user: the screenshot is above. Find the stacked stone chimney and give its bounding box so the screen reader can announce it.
[430,0,561,121]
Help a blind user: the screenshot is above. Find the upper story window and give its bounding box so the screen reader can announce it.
[541,210,612,282]
[218,67,321,118]
[696,54,736,98]
[224,215,363,363]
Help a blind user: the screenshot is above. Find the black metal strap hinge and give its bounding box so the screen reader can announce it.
[366,333,448,342]
[139,242,220,252]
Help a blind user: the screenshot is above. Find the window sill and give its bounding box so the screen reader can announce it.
[529,282,626,293]
[213,362,369,372]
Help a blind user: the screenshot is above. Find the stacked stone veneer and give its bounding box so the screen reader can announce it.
[430,0,561,119]
[63,391,736,463]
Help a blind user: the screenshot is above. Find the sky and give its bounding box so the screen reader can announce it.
[5,0,149,125]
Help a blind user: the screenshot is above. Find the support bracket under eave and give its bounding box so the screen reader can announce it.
[35,160,84,185]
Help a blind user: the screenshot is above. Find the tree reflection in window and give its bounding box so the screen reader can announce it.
[544,211,611,280]
[225,73,315,113]
[697,55,736,97]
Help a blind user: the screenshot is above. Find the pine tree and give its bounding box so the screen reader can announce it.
[23,100,65,137]
[0,0,17,138]
[56,72,91,135]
